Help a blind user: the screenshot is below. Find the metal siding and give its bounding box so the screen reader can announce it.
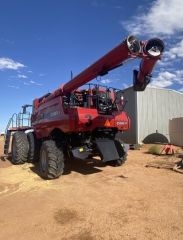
[169,91,183,119]
[156,89,169,138]
[150,88,158,133]
[121,86,183,144]
[138,88,153,143]
[138,87,183,143]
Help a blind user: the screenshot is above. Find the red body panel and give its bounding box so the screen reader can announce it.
[32,95,130,139]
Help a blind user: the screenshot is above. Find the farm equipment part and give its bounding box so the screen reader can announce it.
[4,105,32,156]
[4,35,164,179]
[161,144,175,155]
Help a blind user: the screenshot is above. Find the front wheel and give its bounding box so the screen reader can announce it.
[39,140,64,179]
[11,131,29,164]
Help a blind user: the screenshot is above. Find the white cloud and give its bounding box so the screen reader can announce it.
[29,80,43,86]
[151,70,183,88]
[39,73,45,77]
[18,74,27,79]
[156,39,183,68]
[35,83,43,86]
[164,40,183,60]
[122,83,130,89]
[29,80,35,84]
[23,82,30,86]
[122,0,183,36]
[8,85,19,89]
[174,70,183,85]
[151,79,173,88]
[0,58,25,70]
[100,79,112,84]
[151,71,176,88]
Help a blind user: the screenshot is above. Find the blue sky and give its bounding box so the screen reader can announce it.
[0,0,183,132]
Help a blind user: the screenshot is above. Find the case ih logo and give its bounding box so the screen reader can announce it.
[116,121,127,125]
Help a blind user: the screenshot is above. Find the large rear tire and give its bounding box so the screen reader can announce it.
[27,132,40,163]
[106,140,127,167]
[114,155,127,166]
[114,140,127,166]
[39,140,64,179]
[11,131,29,164]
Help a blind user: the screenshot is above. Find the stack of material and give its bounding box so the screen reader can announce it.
[169,117,183,147]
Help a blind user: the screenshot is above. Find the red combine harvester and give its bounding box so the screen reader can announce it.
[4,35,164,179]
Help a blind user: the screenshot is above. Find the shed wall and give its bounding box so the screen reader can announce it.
[122,86,183,144]
[137,87,183,143]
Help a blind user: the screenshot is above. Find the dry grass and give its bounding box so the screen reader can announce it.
[148,145,161,155]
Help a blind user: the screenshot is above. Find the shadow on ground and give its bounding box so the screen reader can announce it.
[30,157,107,179]
[1,153,118,179]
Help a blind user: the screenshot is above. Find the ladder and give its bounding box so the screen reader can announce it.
[3,111,32,155]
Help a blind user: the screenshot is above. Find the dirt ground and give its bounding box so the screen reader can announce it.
[0,136,183,240]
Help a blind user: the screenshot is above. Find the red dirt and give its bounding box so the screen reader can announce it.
[0,137,183,240]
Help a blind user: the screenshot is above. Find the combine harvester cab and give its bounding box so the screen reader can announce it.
[4,35,164,179]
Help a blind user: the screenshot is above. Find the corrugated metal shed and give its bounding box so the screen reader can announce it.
[121,86,183,145]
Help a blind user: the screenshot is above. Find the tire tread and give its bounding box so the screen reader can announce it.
[11,131,29,164]
[39,140,64,179]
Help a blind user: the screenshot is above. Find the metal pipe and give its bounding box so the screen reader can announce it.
[63,35,141,93]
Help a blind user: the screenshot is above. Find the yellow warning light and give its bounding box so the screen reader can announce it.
[79,147,84,152]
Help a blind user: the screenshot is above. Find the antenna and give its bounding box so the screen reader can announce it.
[71,70,73,80]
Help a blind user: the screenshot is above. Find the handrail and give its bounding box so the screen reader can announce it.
[4,113,18,139]
[3,111,32,154]
[4,112,31,137]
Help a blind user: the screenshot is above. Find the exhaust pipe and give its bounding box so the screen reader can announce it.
[126,35,141,54]
[144,38,164,57]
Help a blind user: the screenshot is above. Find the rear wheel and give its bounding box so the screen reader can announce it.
[39,140,64,179]
[114,140,127,166]
[114,155,127,166]
[107,140,127,167]
[27,132,40,163]
[11,131,29,164]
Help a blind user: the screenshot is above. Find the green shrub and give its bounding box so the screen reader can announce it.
[148,145,161,155]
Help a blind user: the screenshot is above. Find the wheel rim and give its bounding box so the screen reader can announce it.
[41,149,47,172]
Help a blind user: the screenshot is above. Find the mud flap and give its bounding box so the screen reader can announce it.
[95,139,125,162]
